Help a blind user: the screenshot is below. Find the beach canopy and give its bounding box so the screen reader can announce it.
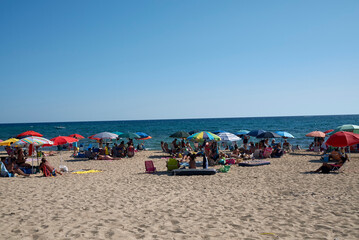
[328,124,359,136]
[117,132,140,139]
[236,130,250,135]
[0,138,19,146]
[170,131,190,138]
[68,134,84,139]
[17,131,43,138]
[247,130,265,137]
[187,131,221,142]
[257,131,282,139]
[216,132,240,142]
[305,131,325,138]
[51,136,79,146]
[92,132,118,140]
[12,137,53,147]
[325,131,359,147]
[275,131,295,138]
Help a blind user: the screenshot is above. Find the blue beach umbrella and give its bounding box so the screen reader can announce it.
[275,131,295,138]
[212,130,226,134]
[236,130,250,135]
[135,132,150,138]
[247,130,265,137]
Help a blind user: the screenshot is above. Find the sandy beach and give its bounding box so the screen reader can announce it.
[0,150,358,240]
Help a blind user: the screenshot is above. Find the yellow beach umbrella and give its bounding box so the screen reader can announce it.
[0,138,19,146]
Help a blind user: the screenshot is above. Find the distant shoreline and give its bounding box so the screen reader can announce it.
[1,113,358,125]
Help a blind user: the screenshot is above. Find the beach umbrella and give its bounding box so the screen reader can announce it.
[0,139,2,142]
[170,131,190,138]
[305,131,325,138]
[117,132,140,139]
[247,130,265,137]
[188,130,199,135]
[68,134,84,139]
[328,124,359,136]
[236,130,250,135]
[187,131,221,142]
[135,132,150,138]
[326,131,359,147]
[17,131,43,138]
[256,132,282,139]
[51,136,79,146]
[88,134,101,141]
[324,129,334,135]
[275,131,295,138]
[112,131,123,136]
[137,136,152,140]
[216,132,240,142]
[12,137,53,147]
[0,138,19,146]
[92,132,118,140]
[212,130,226,134]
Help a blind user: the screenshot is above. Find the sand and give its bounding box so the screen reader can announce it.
[0,150,358,240]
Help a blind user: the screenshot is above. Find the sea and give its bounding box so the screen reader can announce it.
[1,115,358,151]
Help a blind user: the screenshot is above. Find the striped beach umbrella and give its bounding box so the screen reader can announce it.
[187,131,221,142]
[12,137,53,147]
[216,132,240,142]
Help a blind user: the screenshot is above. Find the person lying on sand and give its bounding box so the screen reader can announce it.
[40,157,62,176]
[1,157,30,177]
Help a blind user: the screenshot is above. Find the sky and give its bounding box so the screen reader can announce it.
[0,0,358,123]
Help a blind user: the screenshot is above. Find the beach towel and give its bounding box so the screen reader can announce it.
[72,170,102,174]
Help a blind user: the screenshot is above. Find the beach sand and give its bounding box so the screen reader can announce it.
[0,150,358,240]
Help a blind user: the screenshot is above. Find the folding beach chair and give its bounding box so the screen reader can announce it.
[145,160,156,173]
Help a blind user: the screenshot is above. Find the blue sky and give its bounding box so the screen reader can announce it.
[0,0,358,123]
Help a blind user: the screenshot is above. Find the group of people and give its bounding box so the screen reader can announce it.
[82,139,141,160]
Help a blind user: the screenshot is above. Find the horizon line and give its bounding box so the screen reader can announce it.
[0,113,358,125]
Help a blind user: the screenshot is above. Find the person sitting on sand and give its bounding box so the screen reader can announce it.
[15,148,31,168]
[39,157,62,176]
[312,149,349,173]
[271,144,283,158]
[283,139,291,152]
[230,145,240,158]
[1,157,30,177]
[127,144,135,158]
[189,154,197,169]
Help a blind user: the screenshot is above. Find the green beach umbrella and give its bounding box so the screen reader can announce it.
[118,132,140,139]
[328,124,359,135]
[170,131,190,138]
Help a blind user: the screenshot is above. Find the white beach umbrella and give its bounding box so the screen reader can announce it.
[216,132,241,142]
[92,132,118,140]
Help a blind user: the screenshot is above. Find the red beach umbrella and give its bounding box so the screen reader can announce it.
[68,134,85,139]
[17,131,43,138]
[324,129,334,134]
[305,131,326,138]
[50,136,79,146]
[326,131,359,147]
[88,134,101,141]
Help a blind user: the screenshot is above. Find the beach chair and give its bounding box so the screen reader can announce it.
[145,160,156,173]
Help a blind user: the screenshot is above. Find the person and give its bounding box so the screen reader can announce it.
[1,157,30,177]
[271,139,276,147]
[85,147,96,159]
[328,149,342,162]
[271,143,283,158]
[243,135,249,150]
[283,139,291,152]
[105,143,111,155]
[39,157,62,176]
[15,148,31,168]
[189,154,197,169]
[313,149,349,173]
[230,145,240,158]
[127,144,135,158]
